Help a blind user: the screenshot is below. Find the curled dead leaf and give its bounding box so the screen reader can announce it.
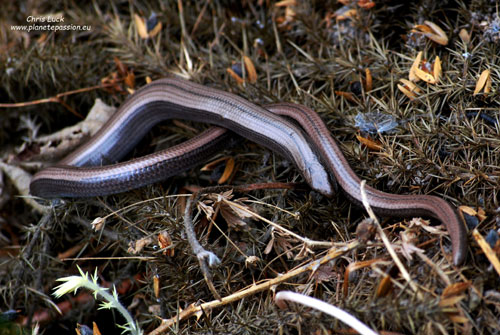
[158,231,174,256]
[91,217,105,231]
[127,236,154,254]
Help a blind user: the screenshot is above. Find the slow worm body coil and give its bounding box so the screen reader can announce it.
[30,77,467,265]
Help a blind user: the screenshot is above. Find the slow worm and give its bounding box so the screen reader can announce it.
[30,77,467,265]
[30,77,332,197]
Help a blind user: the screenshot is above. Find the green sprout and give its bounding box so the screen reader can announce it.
[53,267,142,335]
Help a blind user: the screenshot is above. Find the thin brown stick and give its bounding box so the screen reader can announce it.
[0,83,116,118]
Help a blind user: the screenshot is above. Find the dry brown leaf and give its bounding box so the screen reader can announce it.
[335,8,358,21]
[91,217,105,231]
[224,200,255,219]
[201,156,231,171]
[459,205,477,216]
[124,71,136,89]
[134,14,149,39]
[311,264,336,283]
[376,274,393,297]
[245,255,261,268]
[484,76,492,93]
[358,0,375,9]
[472,228,500,277]
[365,68,373,91]
[400,228,424,261]
[335,90,356,103]
[423,20,448,45]
[343,259,386,297]
[149,22,162,37]
[398,84,417,100]
[264,232,275,254]
[218,157,235,184]
[243,56,257,83]
[154,274,160,298]
[398,78,422,100]
[127,236,154,254]
[226,67,244,84]
[442,282,471,298]
[433,56,442,83]
[446,315,470,323]
[197,199,215,218]
[408,217,445,235]
[275,0,296,7]
[477,207,487,222]
[158,231,174,256]
[275,236,294,259]
[413,24,433,33]
[114,56,128,77]
[220,202,248,228]
[474,69,491,95]
[409,51,423,82]
[92,322,102,335]
[439,295,466,307]
[459,28,470,43]
[414,66,436,84]
[413,21,448,45]
[356,134,382,151]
